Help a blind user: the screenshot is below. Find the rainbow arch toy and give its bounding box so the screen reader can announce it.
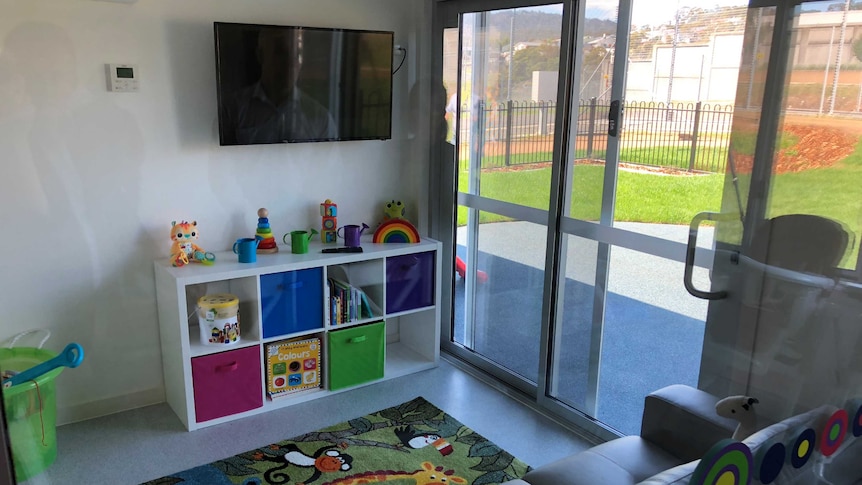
[373,218,421,244]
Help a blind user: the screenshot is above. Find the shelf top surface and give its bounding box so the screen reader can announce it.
[155,237,440,283]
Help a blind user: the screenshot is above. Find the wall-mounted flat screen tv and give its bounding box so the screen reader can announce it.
[214,22,393,146]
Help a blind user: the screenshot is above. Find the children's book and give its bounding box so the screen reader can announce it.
[327,276,380,324]
[265,336,322,398]
[360,290,374,318]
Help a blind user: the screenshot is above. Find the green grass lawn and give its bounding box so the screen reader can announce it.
[473,145,731,172]
[458,138,862,268]
[457,165,723,225]
[766,140,862,268]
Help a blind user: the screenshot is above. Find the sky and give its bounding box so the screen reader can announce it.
[527,0,750,28]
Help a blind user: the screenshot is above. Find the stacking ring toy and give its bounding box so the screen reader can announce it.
[820,409,848,457]
[691,439,752,485]
[790,428,816,468]
[852,402,862,437]
[755,441,785,484]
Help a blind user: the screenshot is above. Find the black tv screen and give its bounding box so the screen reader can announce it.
[214,22,393,145]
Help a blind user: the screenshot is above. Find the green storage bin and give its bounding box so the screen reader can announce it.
[0,347,64,482]
[328,322,385,390]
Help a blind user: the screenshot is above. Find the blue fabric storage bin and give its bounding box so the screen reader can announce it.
[260,267,324,337]
[386,251,435,314]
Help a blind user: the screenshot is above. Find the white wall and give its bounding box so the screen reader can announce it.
[629,34,742,104]
[0,0,429,424]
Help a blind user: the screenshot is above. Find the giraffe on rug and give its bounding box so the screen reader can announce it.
[321,461,467,485]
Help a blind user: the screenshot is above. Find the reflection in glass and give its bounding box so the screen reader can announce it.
[453,211,546,383]
[702,4,862,483]
[551,237,710,435]
[457,9,562,210]
[215,23,392,145]
[599,248,708,435]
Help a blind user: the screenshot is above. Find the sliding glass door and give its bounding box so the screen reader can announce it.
[698,0,862,428]
[435,0,746,438]
[442,0,565,395]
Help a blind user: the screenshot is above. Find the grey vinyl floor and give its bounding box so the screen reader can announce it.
[21,357,594,485]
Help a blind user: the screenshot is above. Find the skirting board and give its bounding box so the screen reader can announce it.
[56,387,165,426]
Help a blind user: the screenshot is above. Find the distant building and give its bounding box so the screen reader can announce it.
[446,9,862,106]
[586,34,615,49]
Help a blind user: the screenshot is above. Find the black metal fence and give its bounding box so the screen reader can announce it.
[459,100,558,167]
[458,99,734,173]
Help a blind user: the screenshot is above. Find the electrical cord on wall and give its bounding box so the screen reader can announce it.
[392,46,407,75]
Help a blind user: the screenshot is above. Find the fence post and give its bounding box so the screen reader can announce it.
[539,102,549,136]
[505,100,513,166]
[688,101,702,172]
[472,101,486,171]
[587,97,597,159]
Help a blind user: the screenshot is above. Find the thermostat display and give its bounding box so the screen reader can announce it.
[106,63,139,92]
[116,67,134,79]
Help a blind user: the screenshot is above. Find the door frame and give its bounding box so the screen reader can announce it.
[537,0,634,439]
[432,0,577,400]
[431,0,718,442]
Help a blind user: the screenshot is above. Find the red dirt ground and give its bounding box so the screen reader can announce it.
[734,123,858,174]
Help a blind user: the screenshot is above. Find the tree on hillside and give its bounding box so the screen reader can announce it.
[498,42,560,97]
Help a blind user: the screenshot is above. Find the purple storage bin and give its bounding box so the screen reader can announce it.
[385,252,435,314]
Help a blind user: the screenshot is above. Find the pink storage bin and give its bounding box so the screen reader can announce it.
[191,346,262,422]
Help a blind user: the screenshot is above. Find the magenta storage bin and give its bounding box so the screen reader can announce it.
[191,346,262,422]
[386,251,436,314]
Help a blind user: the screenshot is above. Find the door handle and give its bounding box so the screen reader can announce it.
[608,100,621,137]
[684,211,737,300]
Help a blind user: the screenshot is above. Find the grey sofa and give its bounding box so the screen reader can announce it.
[502,384,737,485]
[504,384,862,485]
[642,401,862,485]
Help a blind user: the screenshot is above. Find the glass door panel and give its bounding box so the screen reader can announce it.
[704,0,862,420]
[695,3,862,482]
[548,0,740,436]
[453,208,547,382]
[440,0,862,459]
[601,248,710,434]
[553,239,713,435]
[566,0,614,222]
[550,233,598,414]
[447,3,564,390]
[607,0,748,241]
[439,0,790,443]
[457,7,561,211]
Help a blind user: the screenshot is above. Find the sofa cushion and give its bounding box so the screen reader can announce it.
[637,460,698,484]
[521,436,683,485]
[641,384,737,462]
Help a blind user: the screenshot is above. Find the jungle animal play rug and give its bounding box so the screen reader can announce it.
[141,397,531,485]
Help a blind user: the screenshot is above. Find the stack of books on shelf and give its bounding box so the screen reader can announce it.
[265,336,322,399]
[327,277,375,325]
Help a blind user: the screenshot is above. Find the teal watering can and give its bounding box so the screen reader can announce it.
[2,343,84,388]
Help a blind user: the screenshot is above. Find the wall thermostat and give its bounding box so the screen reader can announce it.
[105,63,139,92]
